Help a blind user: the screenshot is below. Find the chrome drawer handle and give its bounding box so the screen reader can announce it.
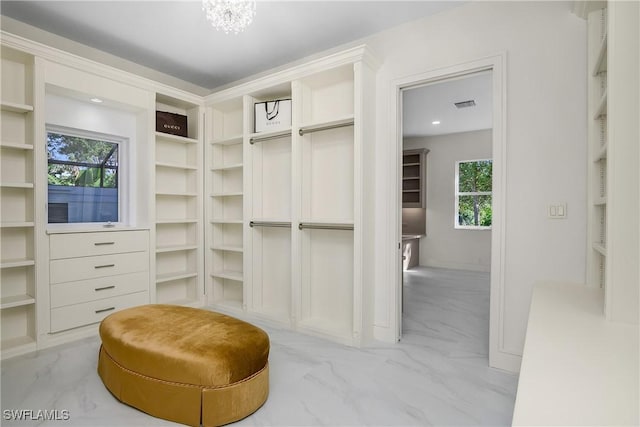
[95,307,115,314]
[94,285,115,291]
[94,264,115,269]
[94,242,115,246]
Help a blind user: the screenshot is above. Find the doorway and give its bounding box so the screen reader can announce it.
[400,71,493,338]
[389,56,506,368]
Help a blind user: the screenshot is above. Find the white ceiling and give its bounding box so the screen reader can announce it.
[1,0,464,91]
[402,71,492,137]
[1,0,490,137]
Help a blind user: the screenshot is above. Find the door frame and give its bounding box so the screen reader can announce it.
[388,54,511,369]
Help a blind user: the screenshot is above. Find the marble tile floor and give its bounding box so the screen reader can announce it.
[1,267,518,426]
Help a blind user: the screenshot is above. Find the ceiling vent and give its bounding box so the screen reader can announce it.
[454,100,476,108]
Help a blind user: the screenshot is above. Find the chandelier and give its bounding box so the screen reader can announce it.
[202,0,256,34]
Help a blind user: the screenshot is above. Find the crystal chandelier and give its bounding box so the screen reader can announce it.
[202,0,256,34]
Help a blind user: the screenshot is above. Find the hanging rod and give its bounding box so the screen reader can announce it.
[250,221,292,228]
[250,130,292,145]
[298,118,354,136]
[298,222,354,231]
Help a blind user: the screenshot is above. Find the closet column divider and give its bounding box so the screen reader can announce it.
[33,56,47,348]
[290,80,302,329]
[242,94,253,312]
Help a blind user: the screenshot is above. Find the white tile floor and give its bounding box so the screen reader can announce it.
[1,267,518,426]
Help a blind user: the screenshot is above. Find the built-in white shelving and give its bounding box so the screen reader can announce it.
[205,96,245,313]
[1,45,37,358]
[587,6,609,292]
[153,94,203,306]
[205,48,376,346]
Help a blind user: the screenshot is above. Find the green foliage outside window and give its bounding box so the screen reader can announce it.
[457,160,492,227]
[47,133,118,188]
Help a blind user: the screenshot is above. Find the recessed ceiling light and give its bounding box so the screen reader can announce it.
[432,120,441,125]
[90,98,103,103]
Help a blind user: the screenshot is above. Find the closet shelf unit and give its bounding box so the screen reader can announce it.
[1,45,38,358]
[205,96,246,313]
[587,5,608,290]
[153,93,204,307]
[205,45,377,346]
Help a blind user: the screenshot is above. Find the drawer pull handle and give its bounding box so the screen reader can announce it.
[94,264,115,269]
[95,307,115,314]
[95,285,115,292]
[94,242,115,246]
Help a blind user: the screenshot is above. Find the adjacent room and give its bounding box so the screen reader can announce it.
[0,1,637,426]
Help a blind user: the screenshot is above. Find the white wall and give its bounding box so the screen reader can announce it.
[45,93,140,227]
[370,1,587,365]
[404,129,492,272]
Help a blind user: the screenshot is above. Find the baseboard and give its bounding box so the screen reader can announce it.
[423,259,491,273]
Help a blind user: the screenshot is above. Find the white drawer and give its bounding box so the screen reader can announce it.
[50,251,148,284]
[50,291,148,333]
[50,271,149,308]
[50,230,149,260]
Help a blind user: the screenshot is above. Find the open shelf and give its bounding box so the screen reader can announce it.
[211,134,243,146]
[211,245,243,253]
[0,258,35,269]
[0,294,35,309]
[0,101,33,114]
[155,131,198,144]
[155,244,198,253]
[0,141,33,150]
[211,270,243,281]
[591,33,608,76]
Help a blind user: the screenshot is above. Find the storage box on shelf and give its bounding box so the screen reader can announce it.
[0,46,37,358]
[154,94,203,306]
[206,97,245,311]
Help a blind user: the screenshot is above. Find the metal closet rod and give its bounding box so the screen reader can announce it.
[298,119,354,136]
[249,131,292,145]
[249,221,292,228]
[298,222,354,231]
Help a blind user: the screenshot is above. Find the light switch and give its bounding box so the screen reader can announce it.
[548,203,567,219]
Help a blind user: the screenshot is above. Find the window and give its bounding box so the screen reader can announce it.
[455,159,492,228]
[47,127,126,224]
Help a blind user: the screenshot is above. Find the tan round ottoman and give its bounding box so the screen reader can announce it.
[97,304,269,427]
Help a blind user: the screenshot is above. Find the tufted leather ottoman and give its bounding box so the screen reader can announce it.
[97,304,269,426]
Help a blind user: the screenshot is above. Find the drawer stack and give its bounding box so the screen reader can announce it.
[49,230,150,332]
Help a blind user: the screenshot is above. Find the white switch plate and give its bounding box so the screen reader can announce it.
[548,203,567,219]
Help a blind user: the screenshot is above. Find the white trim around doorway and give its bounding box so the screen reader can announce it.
[383,53,521,372]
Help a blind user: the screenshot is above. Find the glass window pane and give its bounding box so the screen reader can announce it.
[458,160,492,192]
[458,195,492,227]
[47,132,119,224]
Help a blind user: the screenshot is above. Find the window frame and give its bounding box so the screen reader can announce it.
[454,158,493,230]
[45,124,129,228]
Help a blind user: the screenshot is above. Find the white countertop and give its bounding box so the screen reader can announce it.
[512,281,639,426]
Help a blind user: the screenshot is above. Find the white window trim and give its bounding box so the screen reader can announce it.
[45,124,130,229]
[454,158,492,230]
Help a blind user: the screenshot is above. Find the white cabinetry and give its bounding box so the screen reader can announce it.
[0,46,38,358]
[48,230,149,333]
[154,95,204,306]
[206,46,377,346]
[206,97,245,311]
[585,1,639,323]
[246,84,293,324]
[587,5,609,289]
